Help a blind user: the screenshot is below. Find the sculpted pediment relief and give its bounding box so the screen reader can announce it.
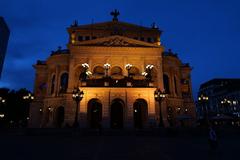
[76,35,160,48]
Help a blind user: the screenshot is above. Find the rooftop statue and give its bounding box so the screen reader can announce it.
[110,9,120,21]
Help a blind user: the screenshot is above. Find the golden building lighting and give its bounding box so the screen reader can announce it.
[29,10,195,128]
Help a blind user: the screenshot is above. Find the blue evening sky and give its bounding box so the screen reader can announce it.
[0,0,240,99]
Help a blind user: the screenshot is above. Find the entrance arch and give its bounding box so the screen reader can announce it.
[111,99,124,129]
[55,106,65,128]
[133,99,148,128]
[87,99,102,128]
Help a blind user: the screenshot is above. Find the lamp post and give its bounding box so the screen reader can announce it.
[221,98,231,114]
[125,64,132,77]
[23,93,34,115]
[104,63,111,86]
[23,93,34,101]
[198,94,209,124]
[80,63,89,83]
[154,88,167,127]
[0,97,6,121]
[146,64,154,85]
[104,63,111,77]
[72,87,84,128]
[22,93,34,125]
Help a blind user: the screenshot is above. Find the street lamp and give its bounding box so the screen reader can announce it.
[104,63,111,77]
[72,87,84,128]
[80,63,89,81]
[145,64,154,82]
[0,97,5,120]
[142,72,148,77]
[125,64,132,77]
[146,64,154,70]
[221,98,231,114]
[22,93,34,126]
[81,63,89,69]
[23,93,34,101]
[0,97,5,103]
[0,114,4,118]
[198,94,209,124]
[154,88,167,127]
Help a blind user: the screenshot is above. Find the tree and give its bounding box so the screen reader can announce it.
[0,88,32,128]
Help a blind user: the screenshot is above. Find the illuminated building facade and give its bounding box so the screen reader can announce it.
[197,78,240,119]
[30,11,195,128]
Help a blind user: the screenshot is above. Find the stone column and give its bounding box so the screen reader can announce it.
[156,56,164,89]
[55,65,60,96]
[126,92,134,128]
[102,95,110,128]
[79,95,87,128]
[64,95,75,126]
[147,89,157,128]
[67,59,76,92]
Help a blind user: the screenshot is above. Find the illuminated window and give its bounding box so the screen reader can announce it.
[163,74,170,94]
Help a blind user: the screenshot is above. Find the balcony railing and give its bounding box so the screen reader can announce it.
[82,77,153,87]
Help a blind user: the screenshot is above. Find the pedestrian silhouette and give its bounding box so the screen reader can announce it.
[208,126,218,150]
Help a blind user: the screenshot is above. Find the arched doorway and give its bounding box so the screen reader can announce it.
[111,99,124,129]
[87,99,102,128]
[55,106,64,128]
[133,99,148,128]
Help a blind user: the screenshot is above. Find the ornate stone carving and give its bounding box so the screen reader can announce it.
[78,35,159,48]
[102,37,129,46]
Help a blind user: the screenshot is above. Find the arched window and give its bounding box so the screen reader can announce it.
[51,75,55,94]
[163,74,170,94]
[129,67,140,77]
[60,73,68,93]
[111,66,122,75]
[174,76,178,95]
[93,66,105,75]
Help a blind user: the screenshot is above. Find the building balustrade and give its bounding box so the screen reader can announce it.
[81,76,152,87]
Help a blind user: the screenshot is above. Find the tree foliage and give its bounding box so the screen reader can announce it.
[0,88,32,128]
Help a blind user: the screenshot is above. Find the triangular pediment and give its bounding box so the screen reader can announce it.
[72,21,156,31]
[76,35,160,48]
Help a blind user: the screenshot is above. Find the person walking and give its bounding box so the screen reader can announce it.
[208,126,218,150]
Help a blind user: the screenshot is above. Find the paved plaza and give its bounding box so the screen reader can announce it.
[0,129,239,160]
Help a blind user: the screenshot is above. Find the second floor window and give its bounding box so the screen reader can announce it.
[60,73,68,93]
[163,74,170,94]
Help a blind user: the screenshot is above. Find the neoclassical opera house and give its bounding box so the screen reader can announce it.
[30,11,195,128]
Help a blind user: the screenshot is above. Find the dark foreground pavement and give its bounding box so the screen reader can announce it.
[0,129,239,160]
